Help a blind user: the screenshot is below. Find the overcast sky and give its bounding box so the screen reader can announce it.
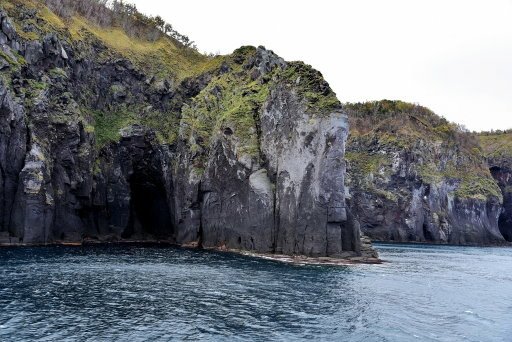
[131,0,512,131]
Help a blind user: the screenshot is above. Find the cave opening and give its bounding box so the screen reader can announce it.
[422,222,434,241]
[489,166,512,242]
[122,167,174,241]
[489,166,501,178]
[498,214,512,242]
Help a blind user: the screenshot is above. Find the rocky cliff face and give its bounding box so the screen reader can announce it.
[478,132,512,242]
[0,1,376,260]
[345,101,505,245]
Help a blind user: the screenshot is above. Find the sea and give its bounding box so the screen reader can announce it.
[0,243,511,341]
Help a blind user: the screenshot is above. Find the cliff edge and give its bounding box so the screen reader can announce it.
[346,100,505,245]
[0,0,378,261]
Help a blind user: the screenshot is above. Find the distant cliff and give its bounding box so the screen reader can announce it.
[345,100,506,245]
[0,0,377,261]
[478,131,512,242]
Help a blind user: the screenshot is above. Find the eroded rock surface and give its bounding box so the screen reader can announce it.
[0,5,376,260]
[346,101,505,245]
[478,132,512,242]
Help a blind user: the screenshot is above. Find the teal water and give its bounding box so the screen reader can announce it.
[0,243,511,341]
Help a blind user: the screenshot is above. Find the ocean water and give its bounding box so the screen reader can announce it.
[0,243,511,341]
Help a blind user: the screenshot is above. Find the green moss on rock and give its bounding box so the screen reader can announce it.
[89,109,134,147]
[89,105,179,148]
[347,100,502,203]
[455,176,503,201]
[346,151,389,175]
[281,61,341,114]
[478,131,512,166]
[419,162,502,201]
[180,71,269,158]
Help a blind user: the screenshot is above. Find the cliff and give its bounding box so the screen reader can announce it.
[0,0,377,261]
[478,131,512,242]
[345,100,505,245]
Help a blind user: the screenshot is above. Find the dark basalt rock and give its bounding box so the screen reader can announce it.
[173,82,359,257]
[0,79,27,244]
[489,165,512,242]
[0,8,376,261]
[348,156,504,245]
[345,102,506,245]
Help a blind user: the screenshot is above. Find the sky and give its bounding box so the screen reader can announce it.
[130,0,512,132]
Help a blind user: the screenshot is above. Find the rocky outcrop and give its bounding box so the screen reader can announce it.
[345,101,506,245]
[478,132,512,242]
[175,79,359,257]
[489,165,512,241]
[0,3,377,260]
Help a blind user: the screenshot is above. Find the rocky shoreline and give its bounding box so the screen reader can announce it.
[346,101,512,245]
[0,2,378,262]
[0,239,383,265]
[0,1,511,259]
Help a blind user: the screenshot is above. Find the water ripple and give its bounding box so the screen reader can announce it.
[0,244,511,341]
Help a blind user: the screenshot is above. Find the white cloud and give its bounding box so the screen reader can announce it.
[130,0,512,131]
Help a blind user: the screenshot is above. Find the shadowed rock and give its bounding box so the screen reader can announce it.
[0,5,376,261]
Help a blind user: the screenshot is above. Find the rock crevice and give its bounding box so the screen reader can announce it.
[346,101,506,245]
[0,6,376,260]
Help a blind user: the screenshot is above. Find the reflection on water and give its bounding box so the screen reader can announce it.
[0,243,511,341]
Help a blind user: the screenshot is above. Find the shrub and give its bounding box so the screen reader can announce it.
[44,0,195,47]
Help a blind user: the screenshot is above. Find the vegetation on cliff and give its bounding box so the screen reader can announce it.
[1,0,220,79]
[0,0,340,158]
[478,130,512,167]
[345,100,502,201]
[179,47,341,164]
[347,100,477,149]
[0,0,374,258]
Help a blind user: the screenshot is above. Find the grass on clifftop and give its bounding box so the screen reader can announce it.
[345,100,476,149]
[281,61,341,114]
[346,100,502,202]
[478,131,512,162]
[1,0,344,162]
[68,17,223,80]
[0,0,223,80]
